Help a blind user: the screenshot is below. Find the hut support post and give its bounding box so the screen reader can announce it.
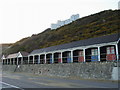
[7,59,8,65]
[10,58,11,65]
[45,54,46,64]
[17,58,18,65]
[116,44,119,61]
[61,52,63,63]
[83,49,86,62]
[98,46,101,61]
[21,57,23,65]
[28,56,30,64]
[33,55,34,64]
[52,53,54,63]
[38,55,40,64]
[71,50,73,63]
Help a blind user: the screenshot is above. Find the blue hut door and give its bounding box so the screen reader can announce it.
[67,52,71,63]
[50,55,52,64]
[91,49,98,61]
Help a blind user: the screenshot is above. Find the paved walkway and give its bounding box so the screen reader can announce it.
[2,71,119,89]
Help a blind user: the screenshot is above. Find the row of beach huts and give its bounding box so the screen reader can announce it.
[1,33,120,65]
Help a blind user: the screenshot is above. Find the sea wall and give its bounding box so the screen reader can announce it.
[2,62,119,80]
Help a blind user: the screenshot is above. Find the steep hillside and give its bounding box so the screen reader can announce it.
[0,43,13,59]
[3,9,120,55]
[1,44,13,51]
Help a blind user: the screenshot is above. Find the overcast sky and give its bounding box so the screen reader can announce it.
[0,0,119,44]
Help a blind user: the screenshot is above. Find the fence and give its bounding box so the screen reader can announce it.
[2,54,120,65]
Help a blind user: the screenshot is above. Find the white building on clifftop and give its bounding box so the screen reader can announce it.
[51,14,79,30]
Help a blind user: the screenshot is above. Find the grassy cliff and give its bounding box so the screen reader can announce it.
[3,9,120,55]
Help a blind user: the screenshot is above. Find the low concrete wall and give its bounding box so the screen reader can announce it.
[2,62,119,80]
[111,67,120,80]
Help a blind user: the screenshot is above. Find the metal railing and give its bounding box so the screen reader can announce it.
[2,54,120,65]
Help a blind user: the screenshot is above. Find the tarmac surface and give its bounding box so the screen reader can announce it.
[0,71,119,90]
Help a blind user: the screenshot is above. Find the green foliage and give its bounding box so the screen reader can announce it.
[3,10,120,55]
